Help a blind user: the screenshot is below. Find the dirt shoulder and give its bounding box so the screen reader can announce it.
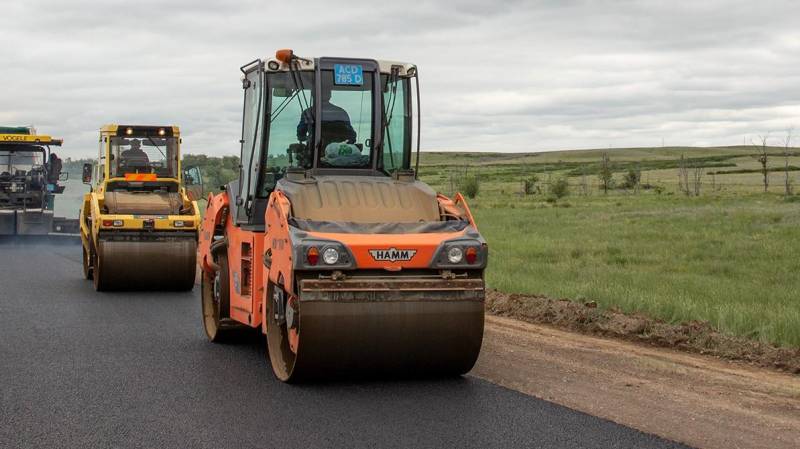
[473,315,800,449]
[485,290,800,374]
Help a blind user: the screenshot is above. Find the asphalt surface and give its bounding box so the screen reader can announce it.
[0,239,688,449]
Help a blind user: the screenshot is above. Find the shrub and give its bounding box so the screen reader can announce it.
[523,175,540,195]
[785,195,800,203]
[620,169,640,189]
[459,175,480,199]
[550,177,570,199]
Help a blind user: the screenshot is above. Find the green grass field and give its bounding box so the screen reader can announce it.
[416,146,800,348]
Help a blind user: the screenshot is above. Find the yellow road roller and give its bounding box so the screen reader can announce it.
[79,124,201,291]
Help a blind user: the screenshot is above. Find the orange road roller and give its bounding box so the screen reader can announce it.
[198,50,488,381]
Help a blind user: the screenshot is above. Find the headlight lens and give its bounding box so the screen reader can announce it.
[431,239,486,268]
[294,238,354,270]
[447,246,464,264]
[322,247,340,265]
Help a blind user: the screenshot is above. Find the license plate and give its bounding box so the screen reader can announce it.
[334,64,363,86]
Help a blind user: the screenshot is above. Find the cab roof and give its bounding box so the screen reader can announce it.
[100,124,180,136]
[242,52,417,77]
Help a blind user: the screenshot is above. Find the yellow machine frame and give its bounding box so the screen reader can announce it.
[80,124,200,291]
[80,124,199,236]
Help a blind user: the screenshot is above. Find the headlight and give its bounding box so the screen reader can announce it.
[322,247,340,265]
[430,238,487,269]
[292,237,354,270]
[447,247,463,264]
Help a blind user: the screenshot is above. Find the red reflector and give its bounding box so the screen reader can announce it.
[465,247,478,264]
[307,247,319,265]
[102,220,113,227]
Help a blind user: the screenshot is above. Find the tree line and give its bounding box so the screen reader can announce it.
[62,154,242,192]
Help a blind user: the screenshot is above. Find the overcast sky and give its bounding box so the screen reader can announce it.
[2,0,799,158]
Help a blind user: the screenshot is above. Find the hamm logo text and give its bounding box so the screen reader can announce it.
[369,248,417,262]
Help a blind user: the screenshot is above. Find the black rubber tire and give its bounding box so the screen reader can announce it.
[202,254,231,342]
[82,245,94,281]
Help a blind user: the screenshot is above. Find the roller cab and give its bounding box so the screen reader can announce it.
[80,125,200,290]
[198,51,487,381]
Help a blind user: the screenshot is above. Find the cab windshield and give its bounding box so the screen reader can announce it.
[252,64,414,197]
[263,69,375,171]
[315,69,374,169]
[0,148,44,177]
[110,137,177,178]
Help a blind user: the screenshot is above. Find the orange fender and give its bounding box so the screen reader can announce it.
[198,190,230,274]
[261,190,295,332]
[437,193,479,229]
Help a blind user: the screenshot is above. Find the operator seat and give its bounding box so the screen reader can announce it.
[320,121,356,150]
[120,142,151,171]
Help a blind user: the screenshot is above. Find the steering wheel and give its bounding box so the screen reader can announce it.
[287,142,313,168]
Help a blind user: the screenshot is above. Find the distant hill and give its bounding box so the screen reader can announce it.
[416,145,794,167]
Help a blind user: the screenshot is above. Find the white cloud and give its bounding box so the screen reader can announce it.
[1,0,799,157]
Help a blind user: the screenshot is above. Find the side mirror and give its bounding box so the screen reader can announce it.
[183,166,205,201]
[82,163,93,184]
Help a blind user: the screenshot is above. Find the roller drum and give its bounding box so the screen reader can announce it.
[95,234,196,291]
[300,300,483,376]
[268,280,485,381]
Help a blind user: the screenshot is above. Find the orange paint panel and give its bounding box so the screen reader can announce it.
[198,187,484,334]
[230,307,251,326]
[197,191,230,274]
[304,230,468,269]
[225,223,255,314]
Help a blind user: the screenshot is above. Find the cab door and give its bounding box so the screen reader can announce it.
[235,63,266,225]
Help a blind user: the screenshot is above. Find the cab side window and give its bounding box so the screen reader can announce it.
[257,71,312,197]
[381,75,409,173]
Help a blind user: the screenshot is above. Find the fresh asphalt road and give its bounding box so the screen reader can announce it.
[0,240,688,449]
